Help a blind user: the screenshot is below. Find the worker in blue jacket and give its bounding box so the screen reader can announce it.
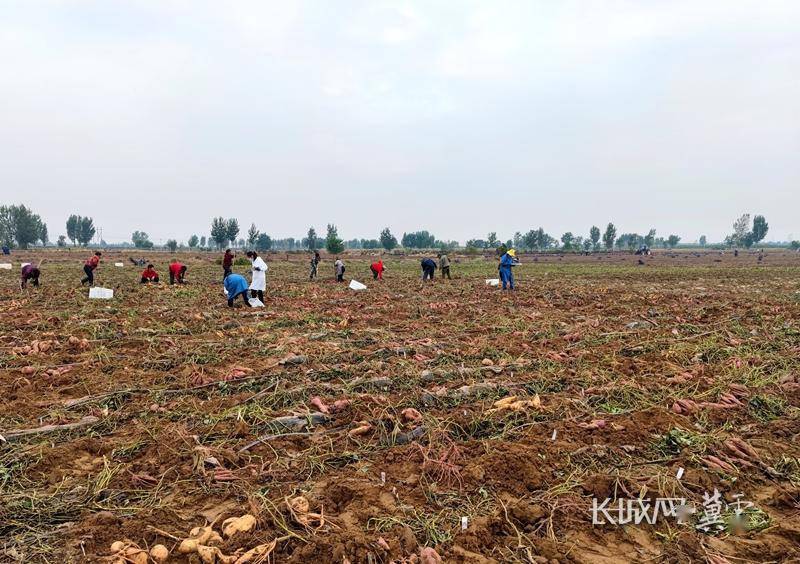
[421,257,437,281]
[498,248,519,290]
[224,273,252,307]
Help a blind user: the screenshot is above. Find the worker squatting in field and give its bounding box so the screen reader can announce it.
[140,264,159,283]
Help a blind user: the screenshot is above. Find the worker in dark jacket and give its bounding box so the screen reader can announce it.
[21,263,41,289]
[309,251,321,280]
[421,258,437,281]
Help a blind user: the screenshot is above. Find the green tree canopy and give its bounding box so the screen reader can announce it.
[589,226,601,249]
[325,224,345,254]
[603,223,617,250]
[380,227,397,250]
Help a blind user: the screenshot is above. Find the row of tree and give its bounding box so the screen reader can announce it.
[0,204,776,254]
[93,213,780,254]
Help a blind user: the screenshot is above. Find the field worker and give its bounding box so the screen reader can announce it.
[334,257,345,282]
[169,259,187,285]
[498,248,519,290]
[20,263,41,289]
[421,257,437,281]
[81,251,102,286]
[140,264,159,284]
[438,253,451,279]
[224,273,252,308]
[370,259,385,280]
[246,251,267,302]
[222,249,234,280]
[309,251,320,280]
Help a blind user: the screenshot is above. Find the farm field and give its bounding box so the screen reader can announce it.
[2,250,800,563]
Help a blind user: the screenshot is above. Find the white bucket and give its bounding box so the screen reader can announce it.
[0,263,11,270]
[349,279,367,291]
[248,298,264,307]
[89,287,114,299]
[114,262,124,267]
[21,263,31,268]
[485,279,500,287]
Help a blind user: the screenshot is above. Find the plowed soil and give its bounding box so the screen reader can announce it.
[1,249,799,563]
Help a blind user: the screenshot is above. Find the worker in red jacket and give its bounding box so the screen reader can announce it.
[222,249,234,280]
[140,264,159,284]
[80,251,102,286]
[169,259,187,285]
[370,259,385,280]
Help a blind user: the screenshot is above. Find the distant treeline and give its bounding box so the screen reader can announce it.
[2,205,794,252]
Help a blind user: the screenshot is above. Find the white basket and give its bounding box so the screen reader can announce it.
[485,279,500,287]
[21,263,31,268]
[114,262,124,267]
[89,287,114,299]
[0,263,11,270]
[248,298,265,307]
[349,279,367,291]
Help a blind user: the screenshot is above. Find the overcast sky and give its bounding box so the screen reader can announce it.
[1,1,798,244]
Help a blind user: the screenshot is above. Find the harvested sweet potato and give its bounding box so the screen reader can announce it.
[310,396,329,414]
[233,539,278,563]
[401,407,422,422]
[222,514,257,538]
[149,544,169,563]
[348,423,372,437]
[179,526,222,553]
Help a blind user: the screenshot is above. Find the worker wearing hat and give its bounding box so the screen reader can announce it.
[498,248,519,290]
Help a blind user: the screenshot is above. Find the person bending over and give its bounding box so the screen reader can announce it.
[21,264,41,289]
[224,273,252,308]
[81,252,102,286]
[169,259,187,284]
